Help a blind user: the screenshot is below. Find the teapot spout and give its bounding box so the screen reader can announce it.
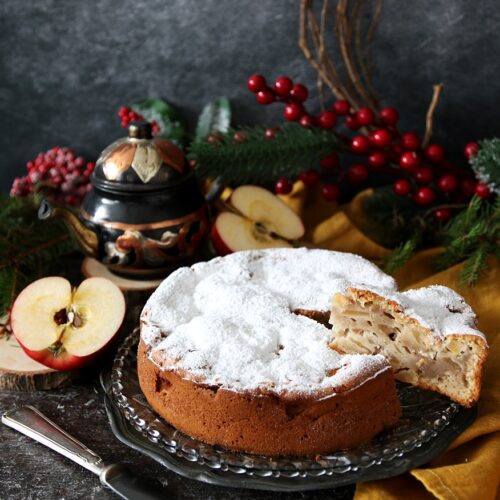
[38,198,99,258]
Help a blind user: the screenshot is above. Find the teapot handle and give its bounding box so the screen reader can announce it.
[205,176,224,203]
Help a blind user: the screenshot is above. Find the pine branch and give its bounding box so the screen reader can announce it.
[436,196,499,283]
[0,195,77,317]
[379,231,421,274]
[362,186,422,247]
[459,246,489,286]
[470,138,500,195]
[188,124,338,186]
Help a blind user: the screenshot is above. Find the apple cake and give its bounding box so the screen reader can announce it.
[138,248,487,456]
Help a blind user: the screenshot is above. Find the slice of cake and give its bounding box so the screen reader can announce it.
[329,285,488,407]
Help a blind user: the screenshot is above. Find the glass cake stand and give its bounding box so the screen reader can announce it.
[100,327,476,492]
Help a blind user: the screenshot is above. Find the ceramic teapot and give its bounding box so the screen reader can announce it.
[39,123,209,278]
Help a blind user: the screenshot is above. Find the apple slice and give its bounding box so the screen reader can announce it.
[231,185,304,240]
[211,185,305,255]
[11,277,125,371]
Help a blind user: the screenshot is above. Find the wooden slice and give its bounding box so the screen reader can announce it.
[81,258,162,292]
[0,334,76,391]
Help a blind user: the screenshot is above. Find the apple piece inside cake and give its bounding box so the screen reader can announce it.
[329,285,488,407]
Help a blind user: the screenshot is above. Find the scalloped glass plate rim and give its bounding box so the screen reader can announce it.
[101,327,477,490]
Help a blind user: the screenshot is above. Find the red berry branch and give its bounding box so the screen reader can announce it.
[246,73,488,217]
[118,106,161,135]
[11,147,95,206]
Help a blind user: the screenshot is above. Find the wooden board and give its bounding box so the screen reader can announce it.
[0,333,76,391]
[81,258,163,292]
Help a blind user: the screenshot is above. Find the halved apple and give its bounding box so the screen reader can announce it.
[11,277,126,371]
[211,185,304,255]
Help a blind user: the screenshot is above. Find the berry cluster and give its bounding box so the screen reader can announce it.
[118,106,160,135]
[247,74,492,216]
[10,147,95,206]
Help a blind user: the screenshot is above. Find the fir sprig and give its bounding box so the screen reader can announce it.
[380,231,422,274]
[188,124,338,186]
[436,196,500,285]
[0,195,76,317]
[363,186,424,248]
[470,138,500,195]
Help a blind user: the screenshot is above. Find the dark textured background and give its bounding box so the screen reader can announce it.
[1,0,499,191]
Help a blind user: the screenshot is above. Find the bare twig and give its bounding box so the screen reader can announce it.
[299,0,382,112]
[423,83,444,148]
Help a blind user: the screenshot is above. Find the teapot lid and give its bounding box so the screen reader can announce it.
[92,122,188,192]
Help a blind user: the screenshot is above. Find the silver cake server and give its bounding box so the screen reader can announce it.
[2,405,168,500]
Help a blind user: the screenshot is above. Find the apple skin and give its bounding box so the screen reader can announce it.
[15,327,122,371]
[211,220,234,256]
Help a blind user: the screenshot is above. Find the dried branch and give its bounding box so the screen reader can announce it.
[299,0,383,112]
[423,83,444,148]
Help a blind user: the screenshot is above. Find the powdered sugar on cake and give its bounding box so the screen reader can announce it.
[140,248,484,396]
[394,286,484,339]
[141,248,394,396]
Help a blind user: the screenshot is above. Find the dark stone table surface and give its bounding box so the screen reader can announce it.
[0,295,354,500]
[0,380,352,499]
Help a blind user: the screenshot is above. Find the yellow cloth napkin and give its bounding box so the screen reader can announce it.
[280,183,500,500]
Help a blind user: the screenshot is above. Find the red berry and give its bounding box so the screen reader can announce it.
[256,88,275,105]
[332,100,350,115]
[393,179,412,196]
[275,178,293,195]
[351,136,371,154]
[414,187,435,205]
[345,115,360,129]
[299,168,320,186]
[264,128,277,139]
[425,144,444,163]
[318,111,337,129]
[247,74,266,93]
[461,178,477,197]
[233,131,246,143]
[437,174,458,193]
[321,184,340,201]
[299,114,316,128]
[65,195,78,205]
[369,129,392,148]
[273,76,293,96]
[320,153,339,169]
[368,151,387,169]
[289,84,308,102]
[475,182,491,199]
[118,106,129,118]
[86,162,96,170]
[380,107,399,126]
[74,157,84,168]
[401,132,420,150]
[392,144,403,156]
[414,166,433,184]
[207,133,223,144]
[464,142,479,159]
[356,107,375,126]
[433,208,452,222]
[347,164,369,184]
[284,103,305,121]
[399,151,421,171]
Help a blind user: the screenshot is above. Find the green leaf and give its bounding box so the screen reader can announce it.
[195,97,231,139]
[131,98,188,147]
